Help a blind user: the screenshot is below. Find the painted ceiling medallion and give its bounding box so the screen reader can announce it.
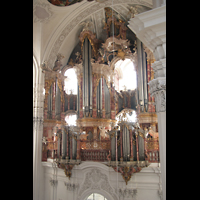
[48,0,95,7]
[33,3,53,23]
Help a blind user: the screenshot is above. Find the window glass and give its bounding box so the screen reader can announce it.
[84,193,107,200]
[65,114,77,126]
[114,58,137,92]
[64,68,77,94]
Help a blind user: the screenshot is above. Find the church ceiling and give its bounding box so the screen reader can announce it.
[34,0,152,68]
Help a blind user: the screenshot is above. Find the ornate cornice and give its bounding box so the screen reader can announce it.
[128,5,166,61]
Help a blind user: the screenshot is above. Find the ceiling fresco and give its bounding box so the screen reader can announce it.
[48,0,95,7]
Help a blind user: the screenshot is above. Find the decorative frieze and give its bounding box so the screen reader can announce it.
[64,182,79,191]
[118,188,137,199]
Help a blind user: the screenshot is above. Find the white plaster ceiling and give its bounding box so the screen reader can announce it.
[33,0,153,68]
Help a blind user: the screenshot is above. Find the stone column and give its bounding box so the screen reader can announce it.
[33,63,45,200]
[149,77,166,199]
[128,6,166,200]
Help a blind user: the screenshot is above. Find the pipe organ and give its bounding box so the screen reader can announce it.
[41,8,158,185]
[108,112,148,163]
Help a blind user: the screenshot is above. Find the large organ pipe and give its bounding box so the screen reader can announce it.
[142,44,148,112]
[100,78,102,117]
[137,38,144,112]
[89,41,92,116]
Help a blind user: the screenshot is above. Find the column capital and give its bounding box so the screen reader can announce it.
[149,77,166,113]
[149,77,166,95]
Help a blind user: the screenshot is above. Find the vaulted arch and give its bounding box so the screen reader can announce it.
[40,1,152,68]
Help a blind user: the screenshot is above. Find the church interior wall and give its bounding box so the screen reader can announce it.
[43,161,161,200]
[33,1,165,200]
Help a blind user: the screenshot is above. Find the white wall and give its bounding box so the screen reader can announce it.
[42,161,161,200]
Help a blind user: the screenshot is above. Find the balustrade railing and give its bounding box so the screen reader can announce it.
[145,138,159,163]
[80,139,110,161]
[81,149,109,161]
[148,150,159,163]
[42,137,160,163]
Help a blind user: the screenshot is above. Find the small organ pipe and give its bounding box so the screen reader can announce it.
[61,126,65,159]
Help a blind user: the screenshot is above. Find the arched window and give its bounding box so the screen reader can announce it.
[65,113,77,126]
[114,58,137,92]
[64,68,77,95]
[84,193,108,200]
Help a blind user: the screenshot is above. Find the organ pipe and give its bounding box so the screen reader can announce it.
[61,126,65,159]
[137,38,144,112]
[142,44,148,112]
[83,37,92,117]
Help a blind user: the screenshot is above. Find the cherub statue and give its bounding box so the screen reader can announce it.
[79,20,94,32]
[128,6,139,18]
[99,126,109,139]
[98,48,104,57]
[53,53,65,71]
[75,52,82,64]
[40,60,52,72]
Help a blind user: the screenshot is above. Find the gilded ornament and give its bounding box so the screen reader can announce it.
[117,49,126,60]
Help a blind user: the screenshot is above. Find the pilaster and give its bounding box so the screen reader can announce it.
[33,69,45,200]
[128,5,166,200]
